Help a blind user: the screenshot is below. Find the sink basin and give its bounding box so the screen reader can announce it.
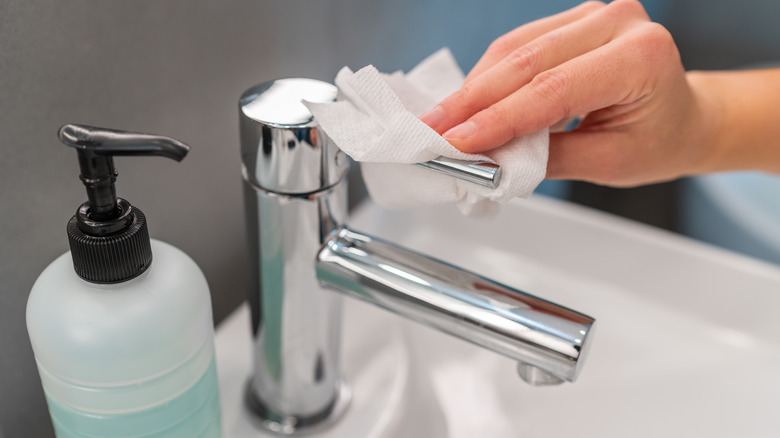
[217,195,780,437]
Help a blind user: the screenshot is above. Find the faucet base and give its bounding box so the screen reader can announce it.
[243,379,351,435]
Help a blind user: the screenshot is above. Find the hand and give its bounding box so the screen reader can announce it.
[420,0,719,187]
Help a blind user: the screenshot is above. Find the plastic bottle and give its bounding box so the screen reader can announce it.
[27,124,222,437]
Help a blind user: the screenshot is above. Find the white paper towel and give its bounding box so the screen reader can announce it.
[305,48,548,215]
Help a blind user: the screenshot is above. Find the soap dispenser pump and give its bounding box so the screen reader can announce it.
[27,124,222,437]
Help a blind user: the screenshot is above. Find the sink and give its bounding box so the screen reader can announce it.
[217,195,780,437]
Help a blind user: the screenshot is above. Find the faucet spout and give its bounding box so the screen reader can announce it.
[316,227,595,385]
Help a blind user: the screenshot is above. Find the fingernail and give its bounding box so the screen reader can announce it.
[443,121,476,141]
[420,106,444,128]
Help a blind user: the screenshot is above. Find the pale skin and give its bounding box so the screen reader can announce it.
[420,0,780,187]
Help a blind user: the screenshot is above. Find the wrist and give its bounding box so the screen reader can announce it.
[685,70,730,174]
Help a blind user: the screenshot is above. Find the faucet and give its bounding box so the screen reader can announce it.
[238,78,596,435]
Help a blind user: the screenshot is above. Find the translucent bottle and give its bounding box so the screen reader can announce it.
[27,124,222,437]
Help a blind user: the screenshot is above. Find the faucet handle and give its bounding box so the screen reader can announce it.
[239,78,503,192]
[416,156,502,189]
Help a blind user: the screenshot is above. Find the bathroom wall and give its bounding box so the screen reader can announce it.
[0,0,774,436]
[665,0,780,70]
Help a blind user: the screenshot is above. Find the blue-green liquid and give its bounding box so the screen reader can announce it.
[46,358,222,438]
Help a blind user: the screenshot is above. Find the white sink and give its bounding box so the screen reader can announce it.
[217,196,780,437]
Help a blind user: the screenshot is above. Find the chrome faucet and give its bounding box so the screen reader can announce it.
[238,78,596,435]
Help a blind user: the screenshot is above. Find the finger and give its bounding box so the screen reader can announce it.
[428,2,642,135]
[465,1,606,83]
[443,22,674,154]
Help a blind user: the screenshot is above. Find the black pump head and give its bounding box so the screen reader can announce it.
[59,123,190,283]
[59,124,189,223]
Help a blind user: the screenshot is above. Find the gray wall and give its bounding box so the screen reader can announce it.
[4,0,779,436]
[666,0,780,70]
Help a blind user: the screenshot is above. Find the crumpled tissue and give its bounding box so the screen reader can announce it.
[305,48,548,215]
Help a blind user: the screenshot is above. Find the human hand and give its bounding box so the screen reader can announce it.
[420,0,719,187]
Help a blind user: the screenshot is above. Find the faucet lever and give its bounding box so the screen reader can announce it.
[416,156,502,189]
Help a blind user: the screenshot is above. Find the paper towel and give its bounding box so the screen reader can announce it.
[305,48,548,215]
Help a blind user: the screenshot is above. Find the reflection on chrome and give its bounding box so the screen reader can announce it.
[317,227,595,385]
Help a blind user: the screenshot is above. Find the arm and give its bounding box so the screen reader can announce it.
[420,0,780,186]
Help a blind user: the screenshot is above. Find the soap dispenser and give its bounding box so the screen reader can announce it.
[27,124,222,437]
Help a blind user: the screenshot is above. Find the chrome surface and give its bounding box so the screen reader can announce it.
[516,362,566,386]
[316,228,594,383]
[241,179,349,433]
[239,78,349,193]
[239,78,596,434]
[240,78,351,433]
[416,156,502,189]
